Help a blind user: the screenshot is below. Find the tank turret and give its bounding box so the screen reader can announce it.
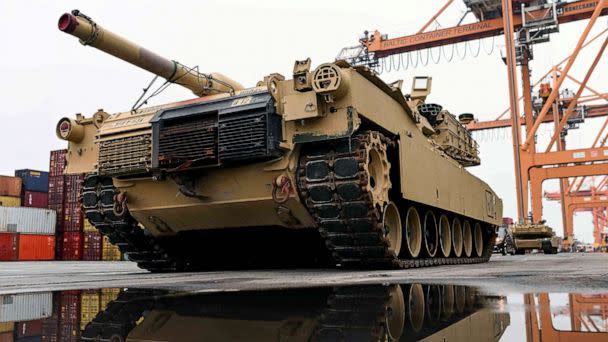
[58,10,243,96]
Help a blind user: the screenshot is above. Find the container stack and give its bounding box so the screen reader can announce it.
[101,236,122,261]
[58,291,80,342]
[0,207,56,261]
[79,291,100,331]
[48,150,86,261]
[15,170,49,209]
[0,176,22,207]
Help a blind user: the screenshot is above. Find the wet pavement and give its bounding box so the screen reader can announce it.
[0,253,606,295]
[0,253,607,340]
[0,283,606,341]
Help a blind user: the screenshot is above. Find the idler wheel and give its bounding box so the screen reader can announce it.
[473,222,484,257]
[439,214,452,257]
[462,220,473,258]
[383,202,403,256]
[451,217,463,257]
[423,210,438,257]
[402,207,422,258]
[385,285,405,340]
[441,285,455,320]
[406,284,425,333]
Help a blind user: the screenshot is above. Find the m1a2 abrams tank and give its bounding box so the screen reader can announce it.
[510,222,560,254]
[56,10,502,272]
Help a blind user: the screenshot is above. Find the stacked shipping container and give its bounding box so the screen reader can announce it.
[3,289,121,342]
[0,176,22,207]
[0,207,56,261]
[15,170,49,209]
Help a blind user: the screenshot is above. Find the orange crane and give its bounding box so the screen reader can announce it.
[525,293,608,341]
[545,184,608,250]
[340,0,608,250]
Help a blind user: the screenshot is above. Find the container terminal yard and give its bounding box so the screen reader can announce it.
[1,1,607,341]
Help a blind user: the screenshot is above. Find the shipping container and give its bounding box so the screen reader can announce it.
[0,176,22,197]
[14,170,49,193]
[82,220,95,233]
[58,292,79,342]
[82,232,101,261]
[21,192,48,209]
[0,293,52,323]
[40,294,58,342]
[99,289,120,311]
[18,235,55,261]
[79,291,99,331]
[0,322,13,333]
[49,150,66,177]
[0,233,18,261]
[62,203,82,232]
[0,332,12,342]
[0,196,21,207]
[16,320,42,338]
[62,175,83,204]
[61,232,82,261]
[15,336,43,342]
[101,236,121,261]
[0,207,56,235]
[47,177,63,207]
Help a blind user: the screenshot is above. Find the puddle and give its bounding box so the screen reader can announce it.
[0,284,606,341]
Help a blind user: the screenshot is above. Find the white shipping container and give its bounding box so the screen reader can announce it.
[0,292,53,322]
[0,206,56,235]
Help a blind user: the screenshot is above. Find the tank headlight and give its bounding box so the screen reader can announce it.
[56,117,84,142]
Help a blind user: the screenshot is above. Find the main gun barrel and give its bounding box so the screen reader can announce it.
[58,10,243,97]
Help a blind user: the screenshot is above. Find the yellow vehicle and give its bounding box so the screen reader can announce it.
[80,285,510,341]
[56,10,502,271]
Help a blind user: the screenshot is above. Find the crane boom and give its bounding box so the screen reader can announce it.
[365,0,608,57]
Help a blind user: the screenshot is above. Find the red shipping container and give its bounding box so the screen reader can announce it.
[58,291,80,342]
[0,332,13,342]
[61,232,83,260]
[18,234,55,261]
[49,150,67,177]
[83,232,102,261]
[16,320,43,338]
[63,174,84,204]
[0,232,19,261]
[63,202,83,232]
[48,176,64,205]
[23,191,49,208]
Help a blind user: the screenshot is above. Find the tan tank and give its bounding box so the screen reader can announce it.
[510,222,560,254]
[56,10,502,272]
[80,285,510,341]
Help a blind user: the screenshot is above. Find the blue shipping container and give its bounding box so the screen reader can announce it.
[14,170,49,193]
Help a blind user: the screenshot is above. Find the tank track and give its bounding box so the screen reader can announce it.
[312,286,394,341]
[82,175,186,272]
[298,131,496,269]
[80,289,160,341]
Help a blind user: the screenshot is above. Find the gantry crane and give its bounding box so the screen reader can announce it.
[545,182,608,250]
[339,0,608,249]
[525,293,608,341]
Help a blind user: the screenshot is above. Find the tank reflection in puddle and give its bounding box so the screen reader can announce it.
[63,284,507,342]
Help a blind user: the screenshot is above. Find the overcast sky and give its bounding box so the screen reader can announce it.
[1,1,606,243]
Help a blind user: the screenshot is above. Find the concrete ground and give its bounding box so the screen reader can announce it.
[0,253,606,295]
